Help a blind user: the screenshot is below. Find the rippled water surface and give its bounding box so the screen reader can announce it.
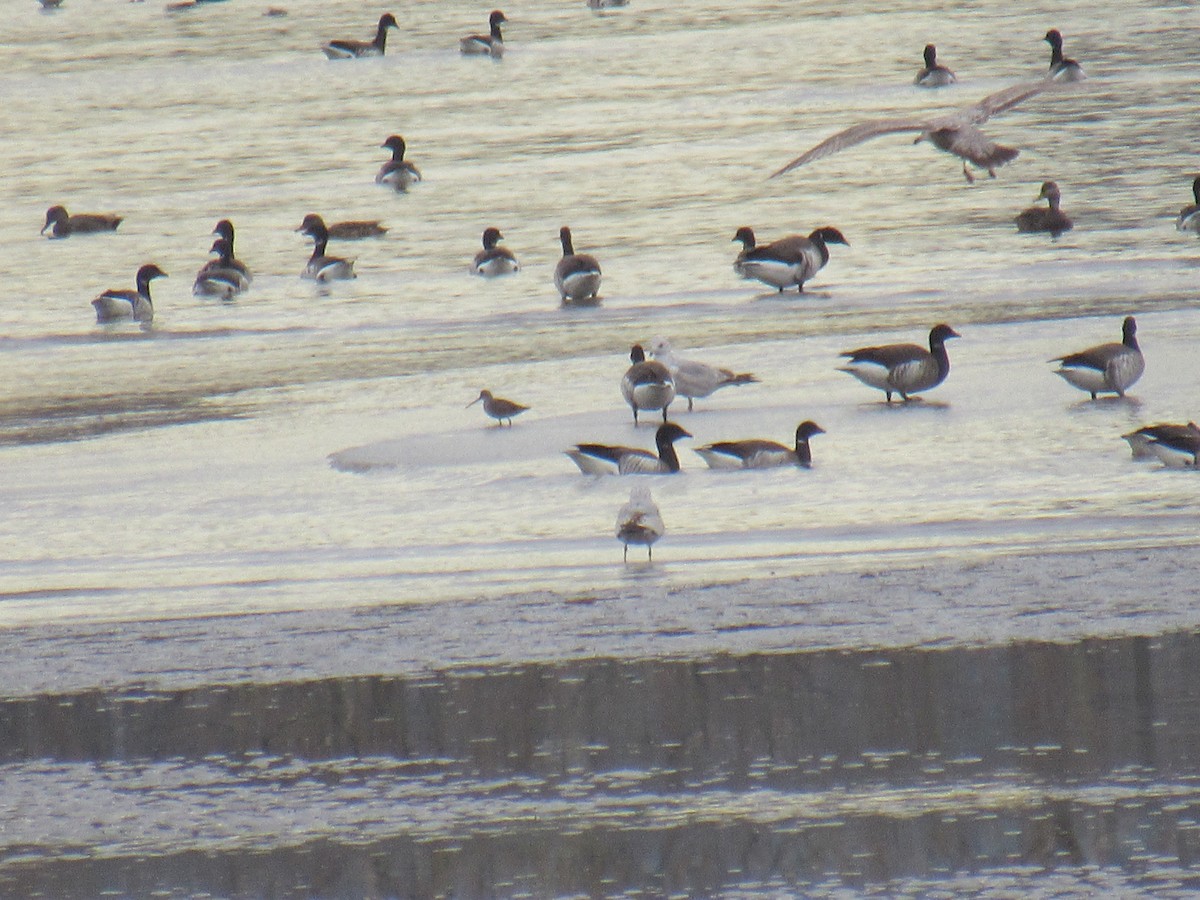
[1,0,1199,895]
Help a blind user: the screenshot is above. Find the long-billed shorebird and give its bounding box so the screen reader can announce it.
[467,389,529,426]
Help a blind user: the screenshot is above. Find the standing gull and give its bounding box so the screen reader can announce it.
[839,324,961,402]
[770,79,1057,183]
[648,337,758,411]
[1050,316,1144,399]
[616,486,665,563]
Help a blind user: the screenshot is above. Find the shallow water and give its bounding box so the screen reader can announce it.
[1,0,1199,895]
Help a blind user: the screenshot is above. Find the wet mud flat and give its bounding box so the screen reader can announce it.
[3,548,1200,897]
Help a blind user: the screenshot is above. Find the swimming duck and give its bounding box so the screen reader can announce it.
[1051,316,1144,399]
[91,264,166,324]
[914,44,956,87]
[566,422,692,475]
[771,79,1055,183]
[297,214,356,281]
[1045,29,1085,82]
[460,10,506,56]
[839,324,961,402]
[327,220,389,240]
[375,135,421,192]
[1176,176,1200,234]
[467,389,529,426]
[322,13,398,59]
[695,421,826,470]
[1015,181,1073,236]
[647,337,758,410]
[554,226,602,304]
[41,205,122,238]
[193,238,249,299]
[1122,422,1200,465]
[472,227,520,276]
[622,344,675,425]
[616,486,665,563]
[732,226,848,292]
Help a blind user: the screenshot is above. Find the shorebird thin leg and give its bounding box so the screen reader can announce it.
[624,544,628,563]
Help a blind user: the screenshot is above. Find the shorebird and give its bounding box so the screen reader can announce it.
[460,10,506,56]
[914,44,956,87]
[648,337,758,410]
[1123,423,1200,465]
[616,486,665,562]
[839,324,960,402]
[472,227,520,276]
[92,264,166,324]
[1044,29,1085,82]
[566,422,692,475]
[622,345,675,424]
[1177,176,1200,235]
[554,227,602,304]
[41,205,122,238]
[695,421,826,470]
[376,135,421,192]
[1051,316,1144,399]
[732,226,848,292]
[770,78,1058,184]
[322,13,398,59]
[467,389,529,426]
[297,214,356,281]
[1015,181,1073,236]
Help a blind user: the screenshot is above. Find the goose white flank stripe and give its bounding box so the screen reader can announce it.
[1015,181,1073,236]
[322,13,398,59]
[466,389,528,426]
[472,227,520,276]
[732,226,848,293]
[616,486,664,563]
[460,10,506,56]
[1122,422,1200,466]
[839,324,960,402]
[1045,28,1085,82]
[566,422,692,475]
[41,205,122,238]
[695,421,826,470]
[648,337,758,411]
[914,44,956,87]
[297,214,356,281]
[376,135,421,192]
[1051,316,1144,399]
[1177,176,1200,235]
[554,226,602,304]
[91,264,166,324]
[622,344,675,425]
[193,238,249,299]
[770,79,1062,183]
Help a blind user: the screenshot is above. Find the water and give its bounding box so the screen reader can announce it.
[1,0,1199,895]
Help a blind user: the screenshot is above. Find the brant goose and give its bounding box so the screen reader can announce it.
[323,13,398,59]
[695,421,825,470]
[554,226,602,304]
[92,264,166,324]
[42,205,122,238]
[1045,29,1085,81]
[1123,422,1200,465]
[1051,316,1144,398]
[914,44,956,87]
[623,344,675,425]
[472,227,520,276]
[1015,181,1073,235]
[460,10,506,56]
[208,220,251,281]
[732,225,848,292]
[297,214,356,281]
[1177,176,1200,234]
[839,324,961,402]
[375,134,421,192]
[616,486,664,563]
[193,238,249,299]
[566,422,692,475]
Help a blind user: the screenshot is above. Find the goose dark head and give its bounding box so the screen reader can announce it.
[489,10,507,27]
[135,264,168,290]
[559,226,575,255]
[630,344,647,364]
[379,13,399,30]
[1191,175,1200,202]
[209,237,234,259]
[381,134,407,158]
[656,422,692,444]
[481,226,503,249]
[1122,316,1138,347]
[41,205,69,233]
[811,226,849,247]
[923,44,938,67]
[1044,29,1063,50]
[211,219,235,242]
[732,226,756,250]
[796,421,826,442]
[297,213,328,240]
[929,323,961,347]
